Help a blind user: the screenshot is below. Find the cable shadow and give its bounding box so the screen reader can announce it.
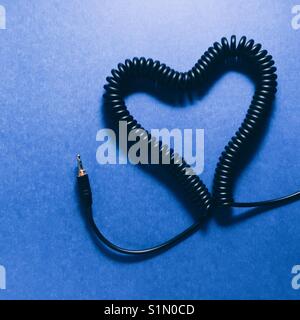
[215,193,300,226]
[213,97,276,226]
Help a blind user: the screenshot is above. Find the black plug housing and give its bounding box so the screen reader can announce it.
[77,155,93,207]
[77,173,93,207]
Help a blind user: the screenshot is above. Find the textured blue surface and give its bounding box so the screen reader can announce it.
[0,0,299,300]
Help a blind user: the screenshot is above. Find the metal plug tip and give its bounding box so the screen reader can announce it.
[76,154,86,176]
[77,154,82,165]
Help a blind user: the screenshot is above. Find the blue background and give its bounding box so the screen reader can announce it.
[0,0,299,300]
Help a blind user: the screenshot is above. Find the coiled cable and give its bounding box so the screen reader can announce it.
[77,36,300,255]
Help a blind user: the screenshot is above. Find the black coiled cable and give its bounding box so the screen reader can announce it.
[80,36,300,255]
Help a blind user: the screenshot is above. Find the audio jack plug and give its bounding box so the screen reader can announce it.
[77,155,93,208]
[75,154,205,255]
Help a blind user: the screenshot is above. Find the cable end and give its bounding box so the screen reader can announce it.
[76,154,92,207]
[77,154,87,177]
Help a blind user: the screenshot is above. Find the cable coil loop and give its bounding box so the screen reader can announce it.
[76,36,300,255]
[103,36,278,213]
